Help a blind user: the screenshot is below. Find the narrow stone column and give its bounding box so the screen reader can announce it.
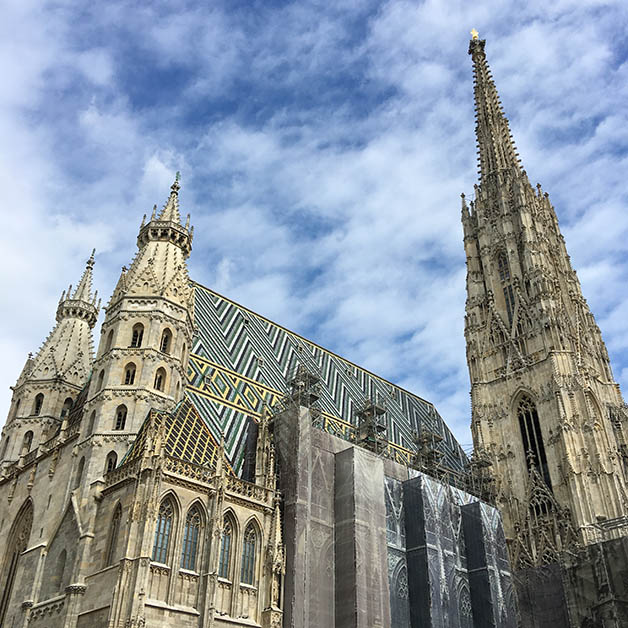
[334,446,391,628]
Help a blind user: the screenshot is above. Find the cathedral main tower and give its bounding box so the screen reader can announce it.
[462,33,628,561]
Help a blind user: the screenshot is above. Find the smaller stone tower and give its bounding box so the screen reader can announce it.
[0,252,100,468]
[78,174,195,484]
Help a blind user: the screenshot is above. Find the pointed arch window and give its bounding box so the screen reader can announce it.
[240,523,257,585]
[154,367,166,392]
[105,329,114,352]
[517,395,552,488]
[0,500,33,624]
[218,519,233,579]
[114,405,127,431]
[22,431,33,455]
[123,363,136,386]
[497,252,510,282]
[13,398,21,419]
[33,393,44,416]
[130,323,144,348]
[105,451,118,473]
[160,329,172,354]
[152,498,174,564]
[74,456,85,490]
[88,411,96,434]
[61,397,73,419]
[181,505,202,571]
[97,370,105,392]
[105,504,122,567]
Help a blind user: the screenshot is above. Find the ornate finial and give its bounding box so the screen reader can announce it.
[87,249,95,268]
[470,28,479,40]
[171,171,181,193]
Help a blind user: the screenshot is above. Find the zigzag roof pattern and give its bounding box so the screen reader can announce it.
[185,281,468,475]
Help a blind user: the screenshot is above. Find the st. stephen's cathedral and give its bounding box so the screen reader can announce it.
[1,34,627,628]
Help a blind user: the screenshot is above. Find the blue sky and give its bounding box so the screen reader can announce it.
[2,0,628,448]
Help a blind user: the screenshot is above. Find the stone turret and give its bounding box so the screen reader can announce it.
[0,251,100,465]
[78,174,195,486]
[463,34,628,563]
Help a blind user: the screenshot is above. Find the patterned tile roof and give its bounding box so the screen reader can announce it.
[185,282,468,475]
[124,398,230,472]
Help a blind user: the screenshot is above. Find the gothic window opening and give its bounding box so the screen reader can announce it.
[33,393,44,416]
[114,405,127,431]
[504,284,516,326]
[88,411,96,434]
[152,498,174,564]
[97,370,105,391]
[123,363,136,386]
[181,505,202,571]
[517,395,552,489]
[130,323,144,348]
[160,329,172,354]
[105,504,122,567]
[154,367,166,392]
[240,523,257,585]
[218,519,233,579]
[105,451,118,474]
[497,252,510,282]
[0,500,33,625]
[22,431,33,454]
[105,329,114,352]
[61,397,73,418]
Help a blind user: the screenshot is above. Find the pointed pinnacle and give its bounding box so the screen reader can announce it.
[72,251,96,302]
[158,174,182,223]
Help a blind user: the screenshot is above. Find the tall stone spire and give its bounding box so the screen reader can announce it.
[109,173,193,312]
[462,34,628,565]
[469,33,522,184]
[0,252,101,463]
[18,251,100,389]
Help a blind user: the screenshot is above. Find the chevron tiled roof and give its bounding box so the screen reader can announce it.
[186,281,468,475]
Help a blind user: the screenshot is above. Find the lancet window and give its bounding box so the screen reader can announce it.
[33,393,44,416]
[152,498,174,564]
[219,519,233,578]
[114,405,127,430]
[160,329,172,354]
[123,363,136,385]
[517,395,552,488]
[154,367,166,392]
[105,451,118,473]
[0,500,33,624]
[130,323,144,348]
[181,505,202,571]
[240,523,257,585]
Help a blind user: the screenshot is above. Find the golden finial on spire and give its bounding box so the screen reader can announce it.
[470,28,479,40]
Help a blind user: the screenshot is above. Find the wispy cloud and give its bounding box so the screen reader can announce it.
[1,0,627,448]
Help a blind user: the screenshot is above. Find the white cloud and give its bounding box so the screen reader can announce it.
[1,0,627,453]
